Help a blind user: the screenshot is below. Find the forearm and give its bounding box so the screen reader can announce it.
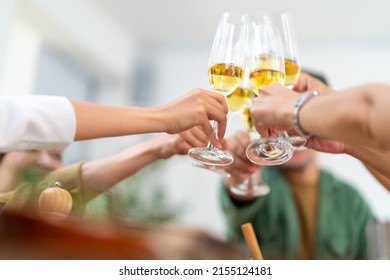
[363,165,390,192]
[344,144,390,191]
[71,100,166,140]
[80,137,170,197]
[300,84,390,150]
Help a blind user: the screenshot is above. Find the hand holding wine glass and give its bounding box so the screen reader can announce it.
[191,68,254,175]
[158,88,228,149]
[188,12,247,166]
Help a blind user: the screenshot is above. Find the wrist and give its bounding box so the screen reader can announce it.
[146,107,168,133]
[157,135,177,159]
[292,91,318,137]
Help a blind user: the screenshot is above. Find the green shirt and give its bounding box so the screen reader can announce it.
[220,167,375,259]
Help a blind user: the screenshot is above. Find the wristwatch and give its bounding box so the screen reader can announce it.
[292,91,318,137]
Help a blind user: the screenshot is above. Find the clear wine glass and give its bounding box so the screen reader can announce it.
[245,11,293,165]
[228,104,270,198]
[188,12,247,166]
[267,11,307,150]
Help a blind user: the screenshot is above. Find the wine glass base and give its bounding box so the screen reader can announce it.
[246,138,294,166]
[188,147,234,166]
[229,183,270,198]
[192,162,231,177]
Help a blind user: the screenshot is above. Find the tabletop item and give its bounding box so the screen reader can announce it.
[241,222,264,260]
[38,182,72,218]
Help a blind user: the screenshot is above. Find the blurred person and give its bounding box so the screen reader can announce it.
[0,132,198,214]
[220,130,375,260]
[0,88,228,152]
[250,73,390,191]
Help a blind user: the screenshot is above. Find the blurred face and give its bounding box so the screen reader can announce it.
[2,150,64,177]
[279,148,316,171]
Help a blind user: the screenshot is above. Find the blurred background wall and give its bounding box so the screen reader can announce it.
[0,0,389,238]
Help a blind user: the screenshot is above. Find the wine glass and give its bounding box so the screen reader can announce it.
[245,11,293,166]
[228,104,270,198]
[188,12,247,166]
[267,11,307,149]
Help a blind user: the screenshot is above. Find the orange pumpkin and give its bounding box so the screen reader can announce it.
[38,182,73,217]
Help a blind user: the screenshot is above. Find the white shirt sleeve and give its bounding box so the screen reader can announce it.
[0,95,76,152]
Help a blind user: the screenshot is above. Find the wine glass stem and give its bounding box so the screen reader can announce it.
[207,113,233,149]
[206,120,218,149]
[279,130,289,138]
[206,141,215,149]
[247,174,253,189]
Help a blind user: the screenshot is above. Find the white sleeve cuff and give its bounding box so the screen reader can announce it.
[0,95,76,152]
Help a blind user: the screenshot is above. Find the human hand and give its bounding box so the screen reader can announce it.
[293,72,332,94]
[305,136,345,154]
[158,126,210,159]
[250,83,299,137]
[158,88,228,149]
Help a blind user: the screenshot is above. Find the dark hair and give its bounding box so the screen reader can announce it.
[0,153,5,163]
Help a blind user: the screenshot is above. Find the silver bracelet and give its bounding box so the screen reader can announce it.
[292,91,318,137]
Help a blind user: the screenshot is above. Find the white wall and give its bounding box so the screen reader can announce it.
[0,0,135,97]
[0,1,16,93]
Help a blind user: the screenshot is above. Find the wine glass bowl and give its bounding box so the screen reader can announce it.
[208,63,244,96]
[267,11,306,149]
[225,70,254,113]
[249,53,285,95]
[270,11,301,89]
[284,58,300,89]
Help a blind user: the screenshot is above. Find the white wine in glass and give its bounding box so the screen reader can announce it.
[225,86,253,112]
[189,12,247,166]
[209,63,244,95]
[225,67,254,112]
